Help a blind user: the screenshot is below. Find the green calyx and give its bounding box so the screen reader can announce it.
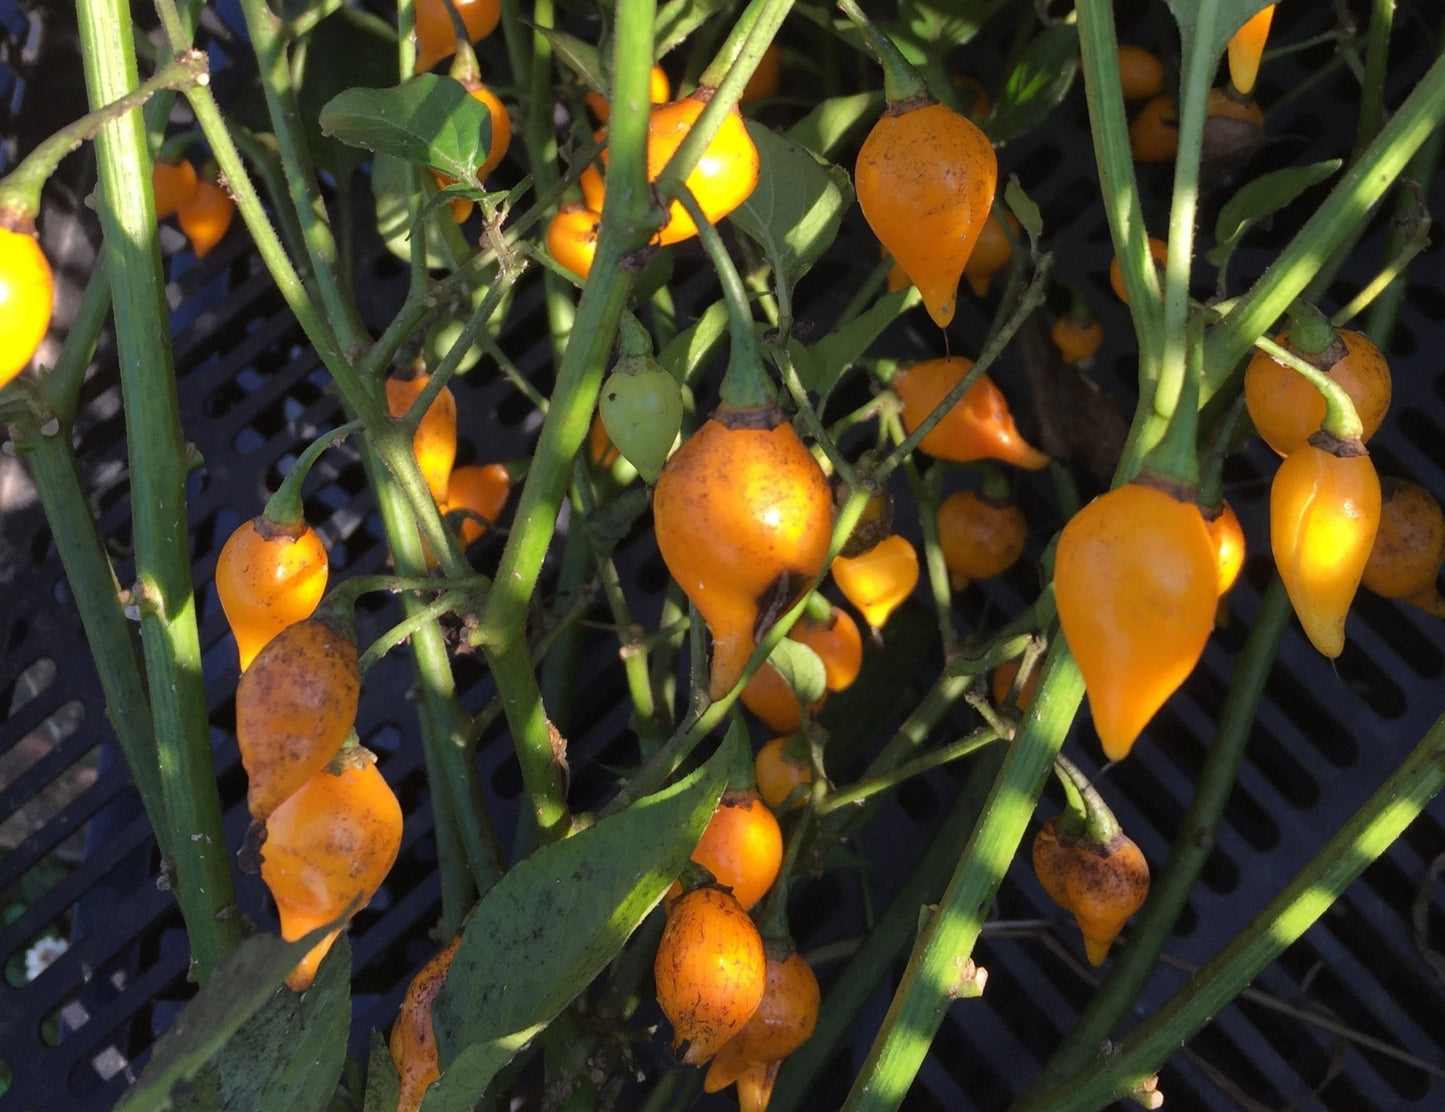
[1052,754,1122,847]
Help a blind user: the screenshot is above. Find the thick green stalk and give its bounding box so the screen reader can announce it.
[840,639,1084,1112]
[1019,711,1445,1112]
[76,0,242,980]
[771,745,1006,1112]
[233,0,370,354]
[475,0,661,838]
[11,423,167,860]
[1075,0,1161,360]
[1205,47,1445,389]
[368,458,504,922]
[1353,0,1395,160]
[1012,576,1291,1108]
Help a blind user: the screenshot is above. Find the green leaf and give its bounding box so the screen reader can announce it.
[371,152,471,270]
[767,639,827,706]
[804,288,919,394]
[898,0,993,48]
[1004,173,1043,246]
[731,121,854,287]
[1208,159,1343,263]
[361,1031,402,1112]
[115,930,344,1112]
[294,8,398,182]
[654,0,728,58]
[427,744,737,1098]
[657,300,728,385]
[320,75,496,182]
[183,939,351,1112]
[987,24,1079,145]
[786,91,882,160]
[1165,0,1276,63]
[535,25,606,94]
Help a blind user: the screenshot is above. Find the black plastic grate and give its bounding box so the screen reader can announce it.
[2,2,1444,1110]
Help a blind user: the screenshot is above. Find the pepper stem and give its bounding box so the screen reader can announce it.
[1051,754,1121,846]
[1136,318,1202,493]
[444,8,483,89]
[0,51,209,220]
[697,0,766,90]
[261,420,363,529]
[1252,333,1364,441]
[1283,299,1346,363]
[617,311,655,361]
[835,0,929,106]
[674,187,776,411]
[157,128,202,164]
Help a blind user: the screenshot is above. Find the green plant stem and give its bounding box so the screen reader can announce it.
[76,0,241,981]
[10,422,168,859]
[38,244,111,422]
[1205,47,1445,391]
[0,52,208,217]
[651,0,795,225]
[903,454,955,656]
[357,589,481,675]
[1147,0,1217,463]
[1017,708,1445,1112]
[678,187,773,411]
[875,258,1050,481]
[1354,0,1394,160]
[263,420,362,526]
[1074,0,1160,361]
[368,458,503,922]
[840,637,1084,1111]
[1251,334,1363,440]
[816,728,1002,814]
[834,0,927,103]
[231,0,370,354]
[1331,192,1433,328]
[772,745,1006,1112]
[474,0,662,840]
[1013,576,1291,1108]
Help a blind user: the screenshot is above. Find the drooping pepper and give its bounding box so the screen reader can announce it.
[1032,759,1150,966]
[845,2,996,329]
[1054,479,1218,760]
[260,746,403,991]
[894,358,1049,470]
[236,612,360,823]
[1226,4,1276,96]
[652,405,834,699]
[831,533,921,636]
[1271,433,1381,657]
[217,514,330,672]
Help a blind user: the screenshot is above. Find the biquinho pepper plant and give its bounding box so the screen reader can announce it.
[3,0,1444,1110]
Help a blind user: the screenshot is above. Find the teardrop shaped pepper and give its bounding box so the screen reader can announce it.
[217,514,330,671]
[671,789,784,911]
[1201,499,1246,598]
[1054,480,1218,760]
[1032,814,1150,966]
[1270,433,1381,657]
[654,885,767,1065]
[386,370,459,504]
[443,462,511,547]
[389,936,461,1112]
[236,615,360,822]
[855,98,997,328]
[1226,5,1275,96]
[962,206,1019,298]
[740,660,825,735]
[703,947,820,1095]
[754,736,813,811]
[260,746,403,991]
[830,533,920,634]
[895,358,1049,470]
[652,406,834,699]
